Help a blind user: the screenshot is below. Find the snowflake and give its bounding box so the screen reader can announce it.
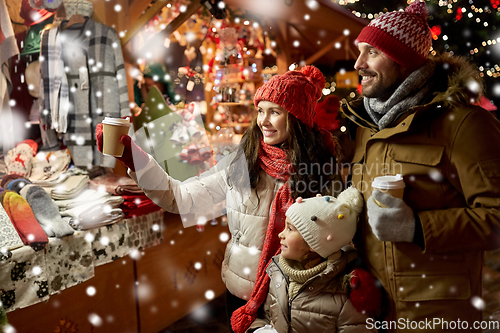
[100,236,110,246]
[219,232,229,242]
[86,286,96,296]
[429,169,444,182]
[32,266,42,276]
[471,296,485,310]
[205,290,215,300]
[88,313,102,327]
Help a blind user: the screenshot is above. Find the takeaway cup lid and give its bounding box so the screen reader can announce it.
[102,117,131,127]
[371,174,405,190]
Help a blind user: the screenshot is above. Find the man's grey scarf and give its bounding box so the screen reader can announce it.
[364,61,436,130]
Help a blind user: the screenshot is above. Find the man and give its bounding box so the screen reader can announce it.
[341,1,500,331]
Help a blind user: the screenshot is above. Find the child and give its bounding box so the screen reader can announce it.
[244,187,379,333]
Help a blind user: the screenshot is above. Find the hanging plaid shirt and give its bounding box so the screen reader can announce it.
[40,18,130,168]
[1,0,19,155]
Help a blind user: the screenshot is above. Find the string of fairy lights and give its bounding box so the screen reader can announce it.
[330,0,500,79]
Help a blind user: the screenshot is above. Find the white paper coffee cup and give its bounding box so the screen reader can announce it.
[371,174,405,207]
[102,117,131,157]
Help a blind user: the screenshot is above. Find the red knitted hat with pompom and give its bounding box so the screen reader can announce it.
[254,66,325,128]
[356,0,432,71]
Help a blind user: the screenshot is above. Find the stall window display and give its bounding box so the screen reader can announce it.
[204,22,264,137]
[131,4,267,138]
[132,85,214,181]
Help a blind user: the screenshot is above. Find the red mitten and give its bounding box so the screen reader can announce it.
[96,123,104,153]
[95,116,131,152]
[349,268,382,316]
[118,135,150,172]
[95,123,149,172]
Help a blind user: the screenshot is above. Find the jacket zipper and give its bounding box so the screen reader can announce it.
[226,231,242,263]
[288,297,292,332]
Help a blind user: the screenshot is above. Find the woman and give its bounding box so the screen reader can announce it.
[96,66,342,331]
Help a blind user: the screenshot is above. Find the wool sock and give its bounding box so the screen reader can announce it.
[0,190,8,207]
[21,185,74,238]
[2,190,49,250]
[0,204,23,251]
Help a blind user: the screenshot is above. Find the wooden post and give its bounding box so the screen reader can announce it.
[305,35,344,65]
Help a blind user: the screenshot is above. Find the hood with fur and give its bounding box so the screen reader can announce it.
[427,53,483,109]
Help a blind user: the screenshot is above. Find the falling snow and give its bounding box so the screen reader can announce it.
[86,286,96,296]
[129,248,141,260]
[471,296,486,310]
[32,266,42,276]
[429,169,444,182]
[219,232,229,242]
[249,246,258,255]
[205,290,215,300]
[466,79,481,94]
[100,236,110,246]
[88,313,103,327]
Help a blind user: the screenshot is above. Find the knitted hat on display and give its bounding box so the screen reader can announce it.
[30,0,64,10]
[254,66,325,128]
[5,146,32,177]
[63,0,93,19]
[285,187,363,258]
[21,0,55,26]
[29,0,45,9]
[355,0,432,71]
[6,178,32,194]
[1,174,23,188]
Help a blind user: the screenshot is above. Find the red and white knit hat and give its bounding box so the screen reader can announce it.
[253,66,325,128]
[356,1,432,71]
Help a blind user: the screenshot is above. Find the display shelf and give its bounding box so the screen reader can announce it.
[214,77,261,85]
[217,102,251,106]
[221,122,251,128]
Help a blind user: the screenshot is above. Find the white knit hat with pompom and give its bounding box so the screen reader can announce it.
[285,186,363,258]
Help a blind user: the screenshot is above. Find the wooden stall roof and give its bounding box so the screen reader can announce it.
[120,0,368,70]
[223,0,368,68]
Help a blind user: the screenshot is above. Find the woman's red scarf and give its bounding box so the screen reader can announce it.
[230,139,294,333]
